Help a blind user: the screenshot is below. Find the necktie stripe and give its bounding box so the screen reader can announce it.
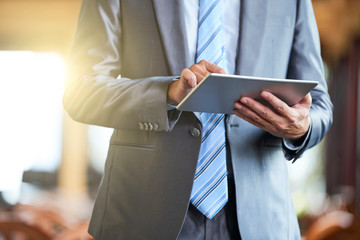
[194,175,227,209]
[196,25,222,59]
[199,0,219,25]
[202,113,222,132]
[199,0,220,27]
[198,129,225,167]
[192,162,226,204]
[193,167,227,207]
[203,192,228,218]
[204,191,227,213]
[202,45,224,65]
[197,21,219,45]
[201,113,219,132]
[198,0,214,18]
[190,0,228,219]
[195,143,225,179]
[214,47,225,65]
[197,32,224,63]
[192,163,227,204]
[196,140,225,179]
[200,181,227,212]
[202,114,225,142]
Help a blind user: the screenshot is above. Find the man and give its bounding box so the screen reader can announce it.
[64,0,333,239]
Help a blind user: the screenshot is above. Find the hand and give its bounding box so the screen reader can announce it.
[233,92,312,140]
[167,60,226,104]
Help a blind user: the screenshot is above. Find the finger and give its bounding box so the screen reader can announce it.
[205,61,227,74]
[198,60,227,74]
[233,108,280,135]
[261,91,291,116]
[239,97,279,124]
[233,108,265,129]
[189,63,209,83]
[234,102,275,131]
[181,68,197,88]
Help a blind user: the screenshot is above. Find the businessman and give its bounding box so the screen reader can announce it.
[64,0,333,239]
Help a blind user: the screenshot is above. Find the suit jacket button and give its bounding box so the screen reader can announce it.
[153,123,159,131]
[139,122,144,130]
[148,123,154,131]
[190,128,201,137]
[144,123,149,131]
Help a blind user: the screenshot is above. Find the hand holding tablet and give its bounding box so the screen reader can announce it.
[176,73,318,114]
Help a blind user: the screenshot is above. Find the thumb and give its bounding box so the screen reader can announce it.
[297,93,312,109]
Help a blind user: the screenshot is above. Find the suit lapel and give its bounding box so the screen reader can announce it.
[152,0,191,76]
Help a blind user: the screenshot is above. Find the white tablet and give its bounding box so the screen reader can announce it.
[176,73,318,114]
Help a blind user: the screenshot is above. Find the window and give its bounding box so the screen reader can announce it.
[0,51,65,202]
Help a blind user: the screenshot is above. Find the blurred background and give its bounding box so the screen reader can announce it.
[0,0,359,239]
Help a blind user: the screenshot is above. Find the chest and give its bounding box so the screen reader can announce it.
[119,0,297,78]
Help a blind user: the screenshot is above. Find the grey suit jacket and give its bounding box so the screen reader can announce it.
[64,0,333,239]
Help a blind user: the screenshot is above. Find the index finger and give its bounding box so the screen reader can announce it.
[261,91,291,116]
[206,61,227,74]
[181,68,197,88]
[198,60,227,74]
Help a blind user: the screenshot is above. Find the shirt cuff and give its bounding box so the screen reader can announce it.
[283,124,312,151]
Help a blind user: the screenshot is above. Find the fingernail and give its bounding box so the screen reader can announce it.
[191,78,197,88]
[241,98,247,104]
[262,92,268,98]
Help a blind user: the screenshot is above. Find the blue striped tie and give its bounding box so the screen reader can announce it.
[190,0,228,220]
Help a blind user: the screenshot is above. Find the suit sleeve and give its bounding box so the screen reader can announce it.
[283,0,333,161]
[63,0,180,131]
